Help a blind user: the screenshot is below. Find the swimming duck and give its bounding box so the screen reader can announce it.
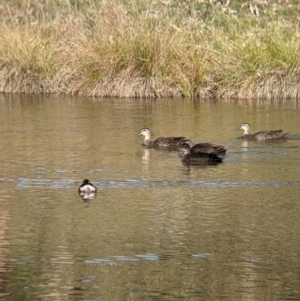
[78,179,97,193]
[238,123,288,140]
[182,139,227,155]
[178,143,223,165]
[138,128,187,149]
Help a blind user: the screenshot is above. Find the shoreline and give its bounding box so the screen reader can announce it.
[1,71,299,100]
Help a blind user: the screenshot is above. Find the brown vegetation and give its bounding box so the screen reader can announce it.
[0,0,299,99]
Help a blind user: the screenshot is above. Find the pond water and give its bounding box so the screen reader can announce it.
[0,94,300,301]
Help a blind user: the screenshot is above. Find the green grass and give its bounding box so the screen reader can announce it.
[0,0,299,98]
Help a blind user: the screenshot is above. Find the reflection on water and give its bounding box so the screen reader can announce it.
[79,192,97,202]
[0,94,300,301]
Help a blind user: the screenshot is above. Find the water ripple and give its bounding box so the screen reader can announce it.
[13,178,300,189]
[85,254,159,265]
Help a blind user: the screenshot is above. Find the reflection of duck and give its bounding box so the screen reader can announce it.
[183,139,226,155]
[142,148,151,163]
[179,144,223,165]
[238,123,287,140]
[78,179,97,193]
[241,140,250,150]
[138,128,187,149]
[79,192,97,201]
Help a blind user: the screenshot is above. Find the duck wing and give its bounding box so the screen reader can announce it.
[152,136,187,148]
[252,130,288,140]
[191,143,227,155]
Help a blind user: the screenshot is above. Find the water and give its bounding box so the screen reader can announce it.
[0,94,300,301]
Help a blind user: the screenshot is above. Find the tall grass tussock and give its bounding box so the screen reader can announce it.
[0,0,299,99]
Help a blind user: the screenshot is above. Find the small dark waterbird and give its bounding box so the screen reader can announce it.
[178,143,223,165]
[238,123,288,140]
[78,179,97,193]
[138,128,187,149]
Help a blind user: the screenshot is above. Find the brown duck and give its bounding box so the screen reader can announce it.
[138,128,187,149]
[179,143,223,165]
[238,123,287,140]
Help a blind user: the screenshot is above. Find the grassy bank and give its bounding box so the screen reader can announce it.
[0,0,299,99]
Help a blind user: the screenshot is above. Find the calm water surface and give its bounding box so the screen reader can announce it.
[0,94,300,301]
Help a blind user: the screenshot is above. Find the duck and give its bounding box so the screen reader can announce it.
[178,143,223,165]
[78,179,97,193]
[182,139,227,155]
[238,123,288,140]
[138,128,187,149]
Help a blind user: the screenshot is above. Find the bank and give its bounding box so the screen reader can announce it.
[1,0,299,99]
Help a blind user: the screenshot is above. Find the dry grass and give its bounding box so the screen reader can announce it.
[0,0,300,99]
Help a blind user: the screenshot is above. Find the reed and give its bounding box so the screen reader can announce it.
[0,0,299,99]
[0,23,57,93]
